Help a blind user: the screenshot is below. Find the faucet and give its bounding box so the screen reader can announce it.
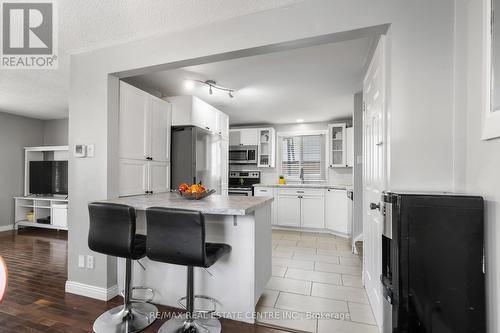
[299,167,304,184]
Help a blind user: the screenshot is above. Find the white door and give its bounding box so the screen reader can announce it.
[300,195,325,229]
[229,130,241,146]
[119,82,149,160]
[277,195,301,227]
[149,161,170,194]
[149,98,171,162]
[363,35,387,327]
[255,187,275,225]
[325,189,349,234]
[119,159,148,196]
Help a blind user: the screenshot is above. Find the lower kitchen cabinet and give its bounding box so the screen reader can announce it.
[325,188,350,235]
[119,158,170,196]
[301,194,325,229]
[277,194,301,227]
[148,161,170,194]
[267,186,350,236]
[254,186,277,225]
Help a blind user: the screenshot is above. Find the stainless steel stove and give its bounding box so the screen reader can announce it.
[228,171,261,196]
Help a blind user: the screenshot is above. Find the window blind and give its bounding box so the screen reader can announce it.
[281,134,326,181]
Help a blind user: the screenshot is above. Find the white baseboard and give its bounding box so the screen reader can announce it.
[65,280,119,301]
[0,224,14,232]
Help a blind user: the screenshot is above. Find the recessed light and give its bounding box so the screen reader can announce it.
[184,80,194,90]
[296,119,304,123]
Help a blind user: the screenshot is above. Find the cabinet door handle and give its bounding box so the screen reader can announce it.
[370,202,381,210]
[206,127,210,130]
[297,191,304,193]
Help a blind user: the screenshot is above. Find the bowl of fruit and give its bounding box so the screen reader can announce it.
[177,183,216,200]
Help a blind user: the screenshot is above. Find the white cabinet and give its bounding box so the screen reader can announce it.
[119,159,148,196]
[254,186,276,225]
[149,98,171,162]
[218,112,229,139]
[119,81,172,196]
[277,188,325,228]
[325,188,350,236]
[119,82,149,160]
[229,128,259,146]
[301,194,325,229]
[149,161,170,194]
[257,128,276,168]
[328,123,349,168]
[277,194,301,227]
[169,95,228,135]
[120,82,171,161]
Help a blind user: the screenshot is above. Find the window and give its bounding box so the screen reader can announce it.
[280,133,326,181]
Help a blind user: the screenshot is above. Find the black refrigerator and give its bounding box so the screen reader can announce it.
[381,192,485,333]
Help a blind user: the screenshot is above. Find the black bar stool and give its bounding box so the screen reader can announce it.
[88,202,157,333]
[146,208,231,333]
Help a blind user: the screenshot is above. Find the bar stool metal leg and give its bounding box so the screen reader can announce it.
[158,267,221,333]
[93,259,158,333]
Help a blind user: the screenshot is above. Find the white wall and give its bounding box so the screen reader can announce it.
[352,92,363,241]
[455,1,500,332]
[68,0,458,298]
[230,121,353,185]
[0,112,44,228]
[43,118,69,146]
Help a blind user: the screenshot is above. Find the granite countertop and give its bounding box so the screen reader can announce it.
[253,183,350,190]
[99,192,273,216]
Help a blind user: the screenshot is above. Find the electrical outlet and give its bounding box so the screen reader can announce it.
[86,255,94,269]
[78,255,85,268]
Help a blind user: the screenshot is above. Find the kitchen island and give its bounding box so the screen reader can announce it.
[100,192,273,324]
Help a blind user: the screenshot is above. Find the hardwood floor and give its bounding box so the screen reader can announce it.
[0,228,293,333]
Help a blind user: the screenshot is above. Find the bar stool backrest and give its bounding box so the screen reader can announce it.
[88,202,137,258]
[146,208,206,267]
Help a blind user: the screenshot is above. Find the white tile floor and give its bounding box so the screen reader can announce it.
[256,229,378,333]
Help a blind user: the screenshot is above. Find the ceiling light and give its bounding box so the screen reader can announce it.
[296,119,304,123]
[184,80,195,90]
[188,79,235,98]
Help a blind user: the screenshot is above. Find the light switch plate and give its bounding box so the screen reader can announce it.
[78,255,85,268]
[86,144,95,157]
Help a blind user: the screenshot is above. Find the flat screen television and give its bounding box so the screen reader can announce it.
[29,161,68,195]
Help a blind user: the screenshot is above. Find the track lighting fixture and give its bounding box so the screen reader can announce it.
[184,79,235,98]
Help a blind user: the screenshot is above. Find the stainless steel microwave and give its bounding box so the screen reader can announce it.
[229,145,258,164]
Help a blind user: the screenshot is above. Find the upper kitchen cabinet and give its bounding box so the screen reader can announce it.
[168,95,228,136]
[229,128,259,146]
[328,123,353,168]
[257,128,276,168]
[119,81,172,162]
[218,112,229,139]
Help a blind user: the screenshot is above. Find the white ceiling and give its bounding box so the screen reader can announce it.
[126,37,373,125]
[0,0,302,120]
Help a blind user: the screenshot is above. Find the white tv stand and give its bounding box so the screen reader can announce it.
[13,145,69,231]
[14,196,68,230]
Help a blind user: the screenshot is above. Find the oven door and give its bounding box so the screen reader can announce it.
[228,189,253,196]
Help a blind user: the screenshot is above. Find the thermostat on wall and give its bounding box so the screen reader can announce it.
[74,144,87,158]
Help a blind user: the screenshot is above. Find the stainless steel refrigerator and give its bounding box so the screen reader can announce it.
[171,126,221,193]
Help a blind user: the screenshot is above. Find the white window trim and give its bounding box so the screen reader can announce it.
[483,0,500,140]
[277,130,329,183]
